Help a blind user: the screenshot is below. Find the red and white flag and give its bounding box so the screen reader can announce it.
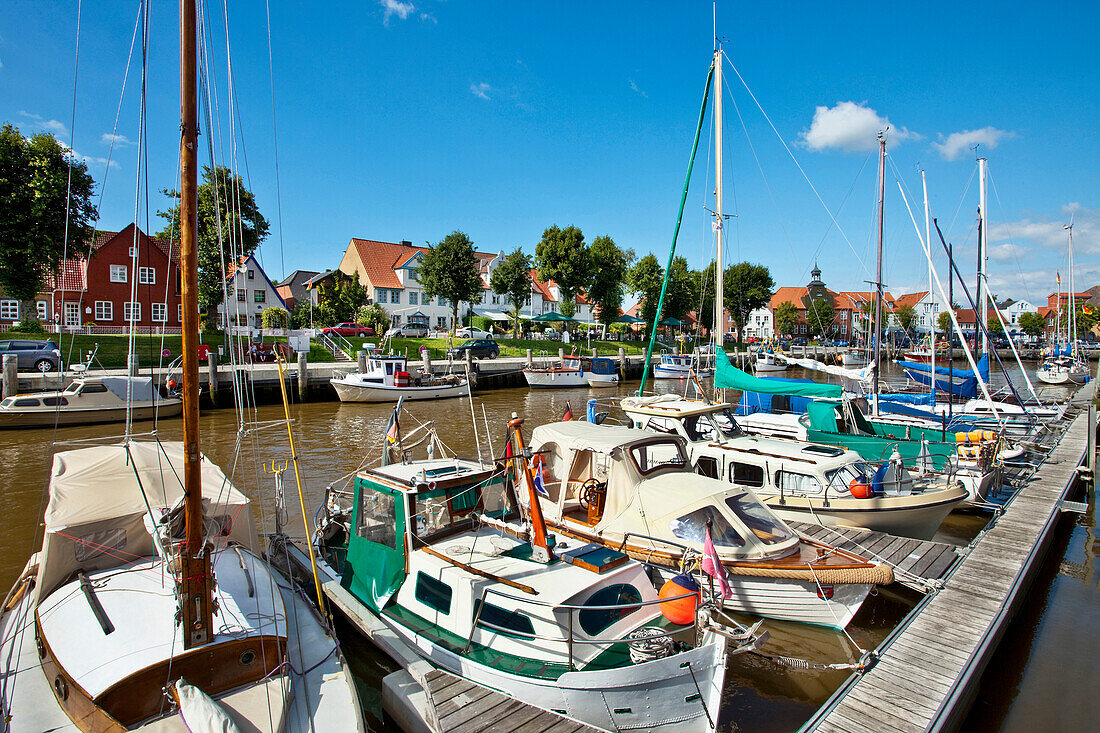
[701,527,732,599]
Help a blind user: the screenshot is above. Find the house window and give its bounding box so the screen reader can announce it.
[492,294,500,305]
[391,289,401,305]
[409,291,418,305]
[237,288,246,302]
[128,246,137,257]
[37,301,48,320]
[110,265,127,283]
[152,303,167,322]
[94,301,113,321]
[392,314,401,325]
[840,311,847,321]
[375,289,387,304]
[440,297,450,307]
[139,267,155,285]
[124,302,140,322]
[247,269,255,279]
[437,317,447,329]
[0,300,18,321]
[64,302,80,326]
[254,290,266,303]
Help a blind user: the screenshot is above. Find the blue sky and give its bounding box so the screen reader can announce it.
[2,1,1097,307]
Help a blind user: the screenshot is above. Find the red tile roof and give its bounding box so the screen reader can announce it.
[769,286,809,310]
[346,238,495,290]
[47,259,86,291]
[894,291,928,309]
[955,308,977,324]
[530,269,555,302]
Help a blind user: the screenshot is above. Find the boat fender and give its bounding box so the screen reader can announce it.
[849,477,873,499]
[658,573,699,625]
[870,464,890,495]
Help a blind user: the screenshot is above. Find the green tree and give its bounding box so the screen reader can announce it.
[158,164,269,324]
[260,306,290,329]
[986,314,1005,336]
[418,231,484,332]
[587,236,635,330]
[774,301,798,337]
[356,303,391,332]
[627,254,663,335]
[315,271,367,323]
[724,262,774,342]
[1017,311,1045,338]
[894,303,917,334]
[535,225,589,323]
[937,310,953,335]
[489,248,532,337]
[0,123,97,326]
[1061,304,1099,335]
[291,299,312,328]
[663,257,698,321]
[805,296,835,339]
[694,262,718,334]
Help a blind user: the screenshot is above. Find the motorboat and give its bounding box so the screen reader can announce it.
[313,417,737,732]
[620,395,969,540]
[331,352,467,402]
[523,420,894,628]
[654,353,713,380]
[840,350,869,367]
[524,355,619,388]
[0,375,181,428]
[753,350,787,373]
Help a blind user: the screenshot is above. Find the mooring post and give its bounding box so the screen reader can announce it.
[422,348,432,375]
[357,349,367,374]
[558,348,564,361]
[618,347,626,369]
[2,354,17,399]
[207,351,219,407]
[127,353,139,377]
[526,348,533,368]
[591,348,597,358]
[297,351,308,401]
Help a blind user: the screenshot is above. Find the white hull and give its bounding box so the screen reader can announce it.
[386,613,726,732]
[736,412,807,440]
[0,400,181,428]
[524,369,588,388]
[1036,366,1088,385]
[841,353,869,367]
[331,378,466,402]
[759,491,966,541]
[653,366,713,380]
[586,373,620,387]
[753,355,787,372]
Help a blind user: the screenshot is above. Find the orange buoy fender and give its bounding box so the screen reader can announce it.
[658,573,700,625]
[849,477,874,499]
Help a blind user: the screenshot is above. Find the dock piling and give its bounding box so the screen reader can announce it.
[2,354,16,399]
[127,353,139,377]
[207,352,219,407]
[297,352,308,401]
[357,349,367,374]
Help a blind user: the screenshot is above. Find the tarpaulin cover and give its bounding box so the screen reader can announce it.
[896,353,989,380]
[716,346,841,397]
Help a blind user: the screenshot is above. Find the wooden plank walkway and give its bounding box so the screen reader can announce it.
[788,522,961,589]
[806,409,1091,732]
[424,669,599,733]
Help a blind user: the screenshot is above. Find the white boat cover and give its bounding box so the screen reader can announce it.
[776,354,875,382]
[176,679,245,733]
[37,441,255,596]
[531,421,655,454]
[99,375,162,403]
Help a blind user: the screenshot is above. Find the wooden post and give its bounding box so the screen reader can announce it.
[558,347,565,361]
[2,354,17,399]
[591,348,597,358]
[206,351,219,407]
[618,347,626,368]
[127,353,139,377]
[357,349,368,373]
[297,351,309,401]
[422,349,432,375]
[464,349,473,373]
[526,348,533,368]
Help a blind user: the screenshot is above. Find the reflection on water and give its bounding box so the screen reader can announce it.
[0,359,1084,731]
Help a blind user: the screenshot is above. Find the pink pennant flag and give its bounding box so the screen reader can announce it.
[701,527,732,599]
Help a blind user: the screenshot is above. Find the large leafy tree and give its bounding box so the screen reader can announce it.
[724,262,774,342]
[1017,311,1045,338]
[894,303,917,334]
[627,254,663,335]
[663,256,698,321]
[694,261,718,333]
[1060,304,1099,336]
[158,164,269,324]
[937,310,953,335]
[0,123,97,325]
[587,235,634,330]
[535,225,589,322]
[986,314,1005,336]
[773,301,798,337]
[314,271,368,325]
[489,248,532,337]
[418,230,484,332]
[804,296,835,339]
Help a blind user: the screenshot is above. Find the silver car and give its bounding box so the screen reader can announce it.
[0,339,62,372]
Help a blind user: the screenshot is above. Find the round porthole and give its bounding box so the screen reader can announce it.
[54,676,68,700]
[238,649,257,666]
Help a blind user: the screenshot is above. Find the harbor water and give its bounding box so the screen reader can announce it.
[0,361,1092,731]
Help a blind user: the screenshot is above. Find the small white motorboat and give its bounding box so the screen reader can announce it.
[753,350,787,373]
[653,353,713,379]
[524,355,619,388]
[331,353,467,402]
[0,375,181,428]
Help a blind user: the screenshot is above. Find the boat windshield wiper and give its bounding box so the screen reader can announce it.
[78,571,115,635]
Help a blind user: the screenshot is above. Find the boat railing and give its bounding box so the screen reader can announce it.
[464,581,705,671]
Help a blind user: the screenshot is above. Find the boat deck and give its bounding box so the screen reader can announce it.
[804,390,1093,732]
[424,669,598,733]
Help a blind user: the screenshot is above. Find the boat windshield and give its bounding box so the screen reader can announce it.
[824,462,871,492]
[669,506,744,548]
[709,409,744,439]
[723,492,793,545]
[628,439,687,475]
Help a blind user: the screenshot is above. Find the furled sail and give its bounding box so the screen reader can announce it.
[715,347,842,397]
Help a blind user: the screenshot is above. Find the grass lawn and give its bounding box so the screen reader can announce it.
[384,336,649,359]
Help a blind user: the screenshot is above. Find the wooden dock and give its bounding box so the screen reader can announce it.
[804,406,1092,733]
[424,669,598,733]
[787,522,961,590]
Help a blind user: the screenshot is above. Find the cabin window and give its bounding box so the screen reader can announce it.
[356,488,397,549]
[13,398,40,407]
[824,463,870,492]
[724,493,793,545]
[41,396,69,407]
[385,363,394,376]
[473,600,535,637]
[628,440,686,475]
[415,572,452,615]
[696,456,719,479]
[774,470,823,496]
[669,506,745,548]
[80,383,109,394]
[73,528,127,562]
[578,584,642,636]
[414,484,483,542]
[729,462,764,488]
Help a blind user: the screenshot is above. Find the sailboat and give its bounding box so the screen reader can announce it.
[0,4,360,730]
[1037,223,1089,385]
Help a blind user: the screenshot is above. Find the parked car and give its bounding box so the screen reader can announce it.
[321,322,374,338]
[831,339,849,347]
[792,336,808,346]
[455,327,493,339]
[0,339,62,372]
[447,339,499,360]
[385,323,429,338]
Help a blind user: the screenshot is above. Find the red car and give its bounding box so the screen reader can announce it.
[321,322,375,337]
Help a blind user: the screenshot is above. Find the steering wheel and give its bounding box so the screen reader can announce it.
[578,478,606,510]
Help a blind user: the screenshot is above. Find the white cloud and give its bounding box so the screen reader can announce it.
[798,101,917,153]
[628,78,647,99]
[101,133,135,147]
[379,0,415,26]
[988,243,1027,262]
[991,205,1100,255]
[420,12,437,23]
[18,110,67,136]
[470,82,491,101]
[933,126,1013,161]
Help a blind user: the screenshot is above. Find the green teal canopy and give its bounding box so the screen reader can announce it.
[532,311,575,322]
[658,317,686,326]
[715,345,843,397]
[614,313,646,324]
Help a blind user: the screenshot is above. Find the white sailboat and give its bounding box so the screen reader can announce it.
[1038,222,1089,385]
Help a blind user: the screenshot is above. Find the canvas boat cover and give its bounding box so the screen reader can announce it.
[530,421,655,455]
[98,376,162,404]
[895,353,989,380]
[776,354,875,382]
[715,346,842,397]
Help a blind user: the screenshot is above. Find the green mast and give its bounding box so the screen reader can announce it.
[638,63,714,396]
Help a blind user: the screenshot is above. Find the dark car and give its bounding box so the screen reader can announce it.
[0,339,62,372]
[321,322,374,338]
[447,339,499,360]
[792,336,808,346]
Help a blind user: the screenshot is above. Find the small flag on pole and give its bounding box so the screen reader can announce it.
[561,401,573,421]
[701,526,732,599]
[532,461,549,498]
[1057,272,1062,285]
[384,406,400,444]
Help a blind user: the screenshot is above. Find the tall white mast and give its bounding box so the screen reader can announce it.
[978,157,988,355]
[1067,221,1076,351]
[713,45,724,348]
[923,169,934,390]
[872,132,886,415]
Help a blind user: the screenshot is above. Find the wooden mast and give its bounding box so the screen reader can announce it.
[509,413,553,564]
[179,0,214,649]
